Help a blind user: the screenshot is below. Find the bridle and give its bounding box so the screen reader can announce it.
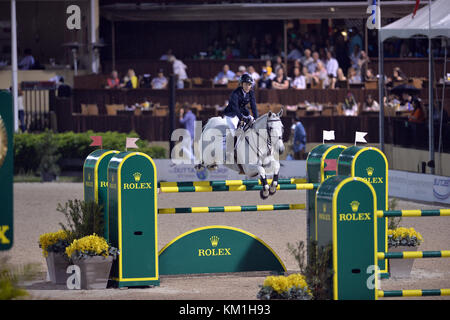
[243,116,284,158]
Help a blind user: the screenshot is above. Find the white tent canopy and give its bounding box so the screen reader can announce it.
[380,0,450,41]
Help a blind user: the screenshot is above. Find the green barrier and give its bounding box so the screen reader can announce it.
[0,91,13,251]
[83,149,119,240]
[315,175,378,300]
[107,151,159,288]
[337,146,389,277]
[159,226,286,275]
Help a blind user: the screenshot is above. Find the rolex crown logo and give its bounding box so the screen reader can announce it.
[350,201,360,212]
[210,236,219,247]
[322,203,326,213]
[133,172,142,182]
[366,167,374,176]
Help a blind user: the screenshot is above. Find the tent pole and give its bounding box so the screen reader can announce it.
[111,20,116,72]
[11,0,18,132]
[428,0,434,174]
[377,0,384,152]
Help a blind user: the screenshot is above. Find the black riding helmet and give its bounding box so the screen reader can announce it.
[239,73,254,86]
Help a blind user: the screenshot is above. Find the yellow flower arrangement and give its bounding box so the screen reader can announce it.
[388,227,424,247]
[65,234,110,259]
[263,274,311,295]
[38,230,69,257]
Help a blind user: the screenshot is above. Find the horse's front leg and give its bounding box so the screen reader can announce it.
[257,167,270,200]
[269,159,280,196]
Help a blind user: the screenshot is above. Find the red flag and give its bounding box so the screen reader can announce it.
[412,0,420,18]
[89,136,102,147]
[323,159,337,172]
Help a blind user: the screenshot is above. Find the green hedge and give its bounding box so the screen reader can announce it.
[14,131,167,174]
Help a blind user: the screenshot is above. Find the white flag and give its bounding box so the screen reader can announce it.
[323,130,335,143]
[355,132,368,144]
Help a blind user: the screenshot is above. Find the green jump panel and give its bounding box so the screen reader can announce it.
[306,144,346,247]
[0,91,13,251]
[108,152,159,287]
[315,176,378,300]
[337,146,389,276]
[159,226,286,275]
[83,149,119,241]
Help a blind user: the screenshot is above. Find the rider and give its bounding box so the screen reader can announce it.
[223,73,258,135]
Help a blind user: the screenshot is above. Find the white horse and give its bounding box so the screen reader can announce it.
[194,109,285,199]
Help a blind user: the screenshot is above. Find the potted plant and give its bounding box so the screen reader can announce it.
[65,234,118,289]
[257,273,312,300]
[38,230,71,284]
[387,227,424,278]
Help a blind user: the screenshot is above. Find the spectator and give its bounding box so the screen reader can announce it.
[300,49,313,72]
[258,68,272,89]
[247,65,260,83]
[168,55,188,89]
[151,69,168,89]
[407,97,426,145]
[291,66,306,90]
[273,55,284,74]
[213,64,236,85]
[325,50,339,78]
[292,117,307,160]
[123,69,138,89]
[331,67,347,89]
[106,70,121,89]
[56,77,72,98]
[287,42,302,61]
[358,50,370,82]
[140,74,152,88]
[387,67,407,87]
[348,67,362,84]
[179,104,197,160]
[349,44,361,72]
[312,61,329,89]
[365,68,377,82]
[302,66,313,88]
[349,29,363,56]
[343,92,359,116]
[235,65,247,80]
[264,60,274,79]
[363,94,380,111]
[271,67,289,90]
[17,88,25,132]
[18,49,35,70]
[160,49,173,61]
[307,51,320,74]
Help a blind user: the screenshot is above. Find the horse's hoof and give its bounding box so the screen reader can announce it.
[207,164,218,171]
[269,185,277,195]
[260,189,269,200]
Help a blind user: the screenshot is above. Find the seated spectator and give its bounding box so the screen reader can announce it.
[365,68,377,82]
[387,67,407,87]
[287,42,302,61]
[273,55,284,74]
[235,65,247,80]
[151,69,168,89]
[247,65,260,83]
[272,67,289,90]
[291,66,306,90]
[312,61,329,89]
[140,74,152,88]
[343,92,359,116]
[307,51,320,74]
[384,94,401,110]
[123,69,138,89]
[18,49,35,70]
[300,49,313,70]
[330,67,346,89]
[363,94,380,111]
[348,67,362,84]
[325,50,339,79]
[106,70,122,89]
[213,64,236,85]
[258,68,272,89]
[264,60,274,79]
[302,66,313,88]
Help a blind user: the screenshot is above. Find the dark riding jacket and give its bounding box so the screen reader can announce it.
[223,87,258,121]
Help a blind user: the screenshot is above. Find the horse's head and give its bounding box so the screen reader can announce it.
[266,108,285,155]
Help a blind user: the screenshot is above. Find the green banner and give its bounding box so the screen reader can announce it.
[159,226,286,275]
[0,91,13,251]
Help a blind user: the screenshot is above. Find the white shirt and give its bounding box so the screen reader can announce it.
[326,58,339,77]
[291,75,306,89]
[173,59,187,80]
[250,71,260,82]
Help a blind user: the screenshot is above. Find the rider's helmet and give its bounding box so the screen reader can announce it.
[239,73,254,86]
